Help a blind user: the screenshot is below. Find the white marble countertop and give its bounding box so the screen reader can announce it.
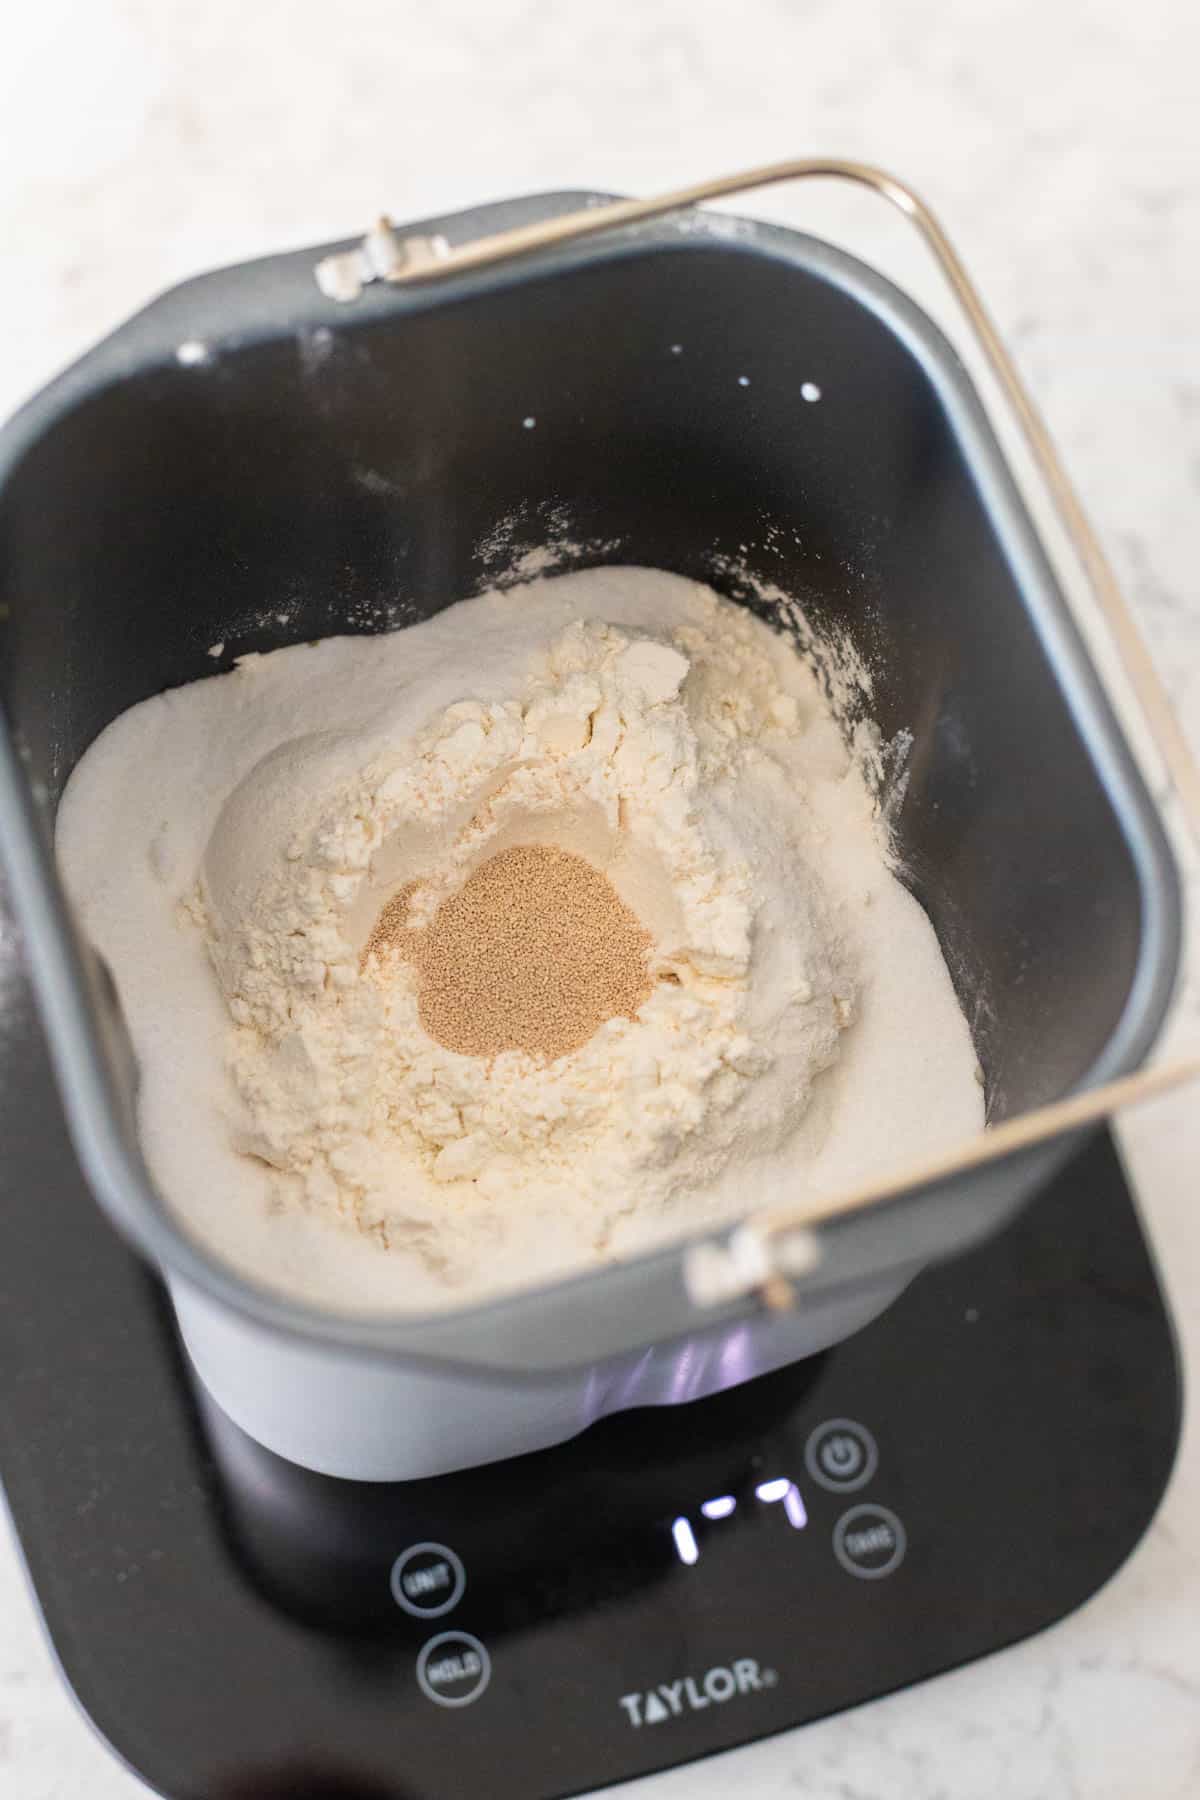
[1,2,1198,1795]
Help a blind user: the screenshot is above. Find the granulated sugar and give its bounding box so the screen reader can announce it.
[365,846,653,1060]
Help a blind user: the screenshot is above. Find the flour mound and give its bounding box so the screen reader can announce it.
[199,596,853,1279]
[55,567,983,1312]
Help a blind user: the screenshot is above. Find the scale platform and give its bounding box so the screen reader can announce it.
[0,922,1182,1799]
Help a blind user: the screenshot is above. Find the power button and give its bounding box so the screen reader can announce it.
[804,1419,878,1493]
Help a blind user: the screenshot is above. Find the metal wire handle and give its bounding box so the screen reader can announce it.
[316,161,1200,1306]
[317,156,1200,838]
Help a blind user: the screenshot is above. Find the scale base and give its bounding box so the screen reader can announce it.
[0,1061,1181,1800]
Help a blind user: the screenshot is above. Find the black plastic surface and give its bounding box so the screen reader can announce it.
[0,883,1181,1799]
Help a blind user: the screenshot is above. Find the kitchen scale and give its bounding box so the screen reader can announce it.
[0,896,1181,1800]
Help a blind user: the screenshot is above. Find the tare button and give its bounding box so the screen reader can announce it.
[804,1419,879,1493]
[833,1504,907,1580]
[390,1543,466,1618]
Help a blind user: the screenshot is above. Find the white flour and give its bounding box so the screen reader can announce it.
[56,568,983,1313]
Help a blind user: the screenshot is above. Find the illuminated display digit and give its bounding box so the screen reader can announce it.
[755,1477,808,1530]
[672,1480,807,1566]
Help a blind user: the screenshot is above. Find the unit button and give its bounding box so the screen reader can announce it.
[804,1418,879,1492]
[390,1543,466,1618]
[833,1504,907,1580]
[417,1631,492,1708]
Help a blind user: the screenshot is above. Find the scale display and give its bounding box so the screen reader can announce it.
[200,1357,906,1641]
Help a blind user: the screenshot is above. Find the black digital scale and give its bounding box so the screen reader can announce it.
[0,908,1182,1800]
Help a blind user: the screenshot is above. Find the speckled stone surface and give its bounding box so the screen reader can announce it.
[1,2,1198,1795]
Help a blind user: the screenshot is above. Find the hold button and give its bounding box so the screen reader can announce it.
[417,1631,492,1708]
